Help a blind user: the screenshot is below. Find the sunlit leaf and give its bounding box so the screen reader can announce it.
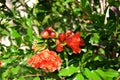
[59,65,79,77]
[11,29,21,38]
[11,66,20,75]
[33,77,40,80]
[27,26,33,42]
[74,73,84,80]
[18,77,25,80]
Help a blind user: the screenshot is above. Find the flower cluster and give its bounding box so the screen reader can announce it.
[65,32,85,54]
[27,49,62,72]
[27,27,84,72]
[56,30,85,54]
[40,27,56,39]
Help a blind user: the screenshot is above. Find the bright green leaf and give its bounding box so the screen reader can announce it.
[59,65,79,77]
[33,77,40,80]
[95,68,107,80]
[84,68,92,79]
[26,18,32,27]
[74,73,84,80]
[11,66,20,75]
[89,33,100,44]
[42,15,50,24]
[2,70,9,79]
[63,0,74,6]
[93,55,104,61]
[27,26,33,42]
[11,29,21,38]
[91,70,102,80]
[105,69,119,78]
[18,77,25,80]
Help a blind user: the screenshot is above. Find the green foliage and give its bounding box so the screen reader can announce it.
[59,65,79,77]
[0,0,120,80]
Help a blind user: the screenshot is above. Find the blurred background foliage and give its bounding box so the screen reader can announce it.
[0,0,120,80]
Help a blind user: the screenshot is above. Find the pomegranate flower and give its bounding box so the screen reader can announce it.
[58,33,66,41]
[65,32,84,54]
[27,49,62,72]
[0,61,2,67]
[55,44,64,52]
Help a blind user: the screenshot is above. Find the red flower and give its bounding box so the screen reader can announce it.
[58,33,66,41]
[45,27,53,34]
[50,31,56,38]
[65,32,84,54]
[56,39,61,45]
[27,49,62,72]
[0,61,2,67]
[66,30,73,37]
[40,30,49,39]
[55,44,64,52]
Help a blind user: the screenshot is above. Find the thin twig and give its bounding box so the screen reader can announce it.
[4,2,12,13]
[22,73,59,79]
[92,44,106,49]
[99,0,104,14]
[22,73,43,78]
[114,8,119,39]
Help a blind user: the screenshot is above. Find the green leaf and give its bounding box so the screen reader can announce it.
[81,0,88,7]
[26,18,32,27]
[84,68,102,80]
[34,43,47,53]
[74,73,84,80]
[42,15,50,24]
[10,29,22,46]
[27,26,33,42]
[93,55,103,61]
[89,33,100,44]
[11,29,21,38]
[91,70,101,80]
[63,0,74,6]
[59,65,79,77]
[81,49,92,65]
[18,77,25,80]
[95,68,119,80]
[89,54,104,62]
[1,29,9,35]
[98,48,105,55]
[64,52,68,67]
[84,68,92,79]
[11,66,20,75]
[2,70,9,79]
[105,69,119,78]
[33,77,40,80]
[95,68,107,80]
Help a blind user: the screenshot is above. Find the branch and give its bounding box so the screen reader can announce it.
[92,44,106,49]
[22,73,59,79]
[114,7,119,39]
[3,2,12,14]
[22,73,43,78]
